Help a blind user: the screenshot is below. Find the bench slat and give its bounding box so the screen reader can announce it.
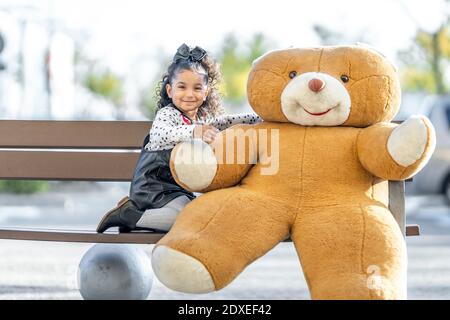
[0,228,164,244]
[0,120,151,149]
[0,224,419,244]
[0,150,140,180]
[406,224,420,236]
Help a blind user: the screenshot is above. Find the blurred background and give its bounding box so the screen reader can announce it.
[0,0,449,300]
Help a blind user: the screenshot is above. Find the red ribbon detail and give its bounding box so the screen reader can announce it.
[181,114,192,125]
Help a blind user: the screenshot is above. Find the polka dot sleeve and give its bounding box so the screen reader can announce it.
[208,113,263,131]
[146,107,196,151]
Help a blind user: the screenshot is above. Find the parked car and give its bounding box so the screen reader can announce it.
[400,95,450,201]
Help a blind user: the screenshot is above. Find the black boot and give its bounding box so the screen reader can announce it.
[96,197,144,233]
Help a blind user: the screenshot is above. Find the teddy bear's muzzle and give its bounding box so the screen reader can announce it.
[280,72,351,126]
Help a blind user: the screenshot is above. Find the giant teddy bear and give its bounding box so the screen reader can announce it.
[151,45,436,299]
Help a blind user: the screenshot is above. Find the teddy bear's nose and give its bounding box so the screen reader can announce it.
[308,78,325,93]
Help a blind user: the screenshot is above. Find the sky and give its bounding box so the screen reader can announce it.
[1,0,448,78]
[0,0,448,119]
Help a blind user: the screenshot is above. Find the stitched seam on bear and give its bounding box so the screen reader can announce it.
[384,76,392,111]
[355,128,366,172]
[317,48,324,72]
[348,75,388,89]
[348,58,352,81]
[158,243,219,291]
[283,56,296,75]
[249,70,287,108]
[196,192,234,235]
[383,123,411,175]
[188,189,291,289]
[354,128,377,201]
[399,165,409,180]
[348,77,390,125]
[171,192,235,290]
[399,118,430,180]
[293,127,307,221]
[252,68,284,78]
[359,204,373,299]
[354,130,376,200]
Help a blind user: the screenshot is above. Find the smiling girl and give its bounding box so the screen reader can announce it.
[97,43,261,233]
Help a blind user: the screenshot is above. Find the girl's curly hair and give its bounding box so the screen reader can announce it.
[155,48,223,118]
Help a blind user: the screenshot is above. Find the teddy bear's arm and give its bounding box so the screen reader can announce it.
[169,124,258,192]
[356,115,436,180]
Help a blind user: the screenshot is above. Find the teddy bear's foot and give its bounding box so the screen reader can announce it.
[152,245,216,293]
[387,115,435,167]
[172,139,217,191]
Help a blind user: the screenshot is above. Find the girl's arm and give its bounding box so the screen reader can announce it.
[148,108,196,150]
[208,113,262,131]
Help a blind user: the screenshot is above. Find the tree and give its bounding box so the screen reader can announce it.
[83,68,126,119]
[313,25,346,46]
[0,32,6,71]
[397,22,450,94]
[313,24,368,46]
[138,49,172,120]
[73,44,126,120]
[217,32,275,105]
[139,85,158,120]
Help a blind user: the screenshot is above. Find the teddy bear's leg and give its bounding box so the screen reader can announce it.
[152,187,291,293]
[291,203,407,300]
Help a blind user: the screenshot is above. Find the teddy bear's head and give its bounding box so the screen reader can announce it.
[247,45,401,127]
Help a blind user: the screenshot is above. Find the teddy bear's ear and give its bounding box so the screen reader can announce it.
[252,50,271,68]
[355,42,398,72]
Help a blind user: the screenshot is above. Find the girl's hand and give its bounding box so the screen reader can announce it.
[193,125,218,144]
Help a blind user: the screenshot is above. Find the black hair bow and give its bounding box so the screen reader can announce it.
[173,43,207,63]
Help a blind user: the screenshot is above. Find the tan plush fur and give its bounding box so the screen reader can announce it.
[154,45,436,299]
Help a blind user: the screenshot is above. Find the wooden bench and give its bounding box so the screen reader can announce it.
[0,120,419,244]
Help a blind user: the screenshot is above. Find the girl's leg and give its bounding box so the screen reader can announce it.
[135,196,191,232]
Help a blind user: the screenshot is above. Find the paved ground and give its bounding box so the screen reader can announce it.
[0,181,448,300]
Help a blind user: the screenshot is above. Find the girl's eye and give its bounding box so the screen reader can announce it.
[340,75,349,83]
[289,71,297,79]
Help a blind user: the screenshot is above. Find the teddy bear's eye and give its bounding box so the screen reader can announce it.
[289,71,297,79]
[340,75,350,83]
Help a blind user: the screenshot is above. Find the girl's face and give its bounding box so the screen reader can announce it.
[166,69,209,116]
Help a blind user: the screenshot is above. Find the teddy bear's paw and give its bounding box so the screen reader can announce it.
[387,115,432,167]
[172,139,217,191]
[152,245,216,293]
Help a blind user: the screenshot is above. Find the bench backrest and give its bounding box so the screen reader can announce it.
[0,120,151,181]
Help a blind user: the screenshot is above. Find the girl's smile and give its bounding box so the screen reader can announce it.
[166,70,208,119]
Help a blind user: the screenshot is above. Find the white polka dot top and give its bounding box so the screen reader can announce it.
[145,104,262,151]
